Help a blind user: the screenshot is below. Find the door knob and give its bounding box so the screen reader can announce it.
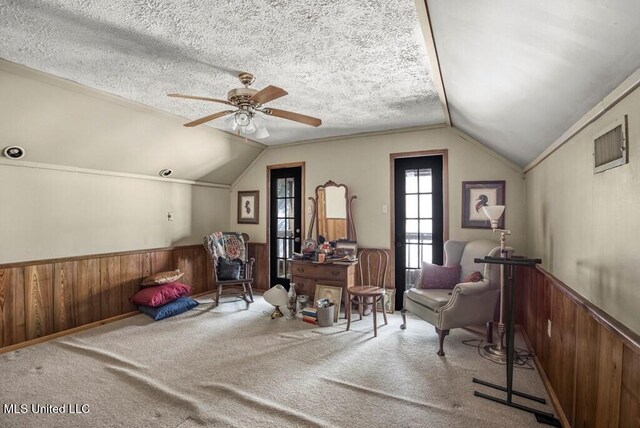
[294,237,300,242]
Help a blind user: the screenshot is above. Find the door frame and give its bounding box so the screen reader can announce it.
[389,149,449,289]
[266,161,305,288]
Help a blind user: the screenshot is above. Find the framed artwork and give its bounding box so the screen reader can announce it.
[314,284,343,323]
[376,289,396,314]
[461,181,505,229]
[237,190,259,224]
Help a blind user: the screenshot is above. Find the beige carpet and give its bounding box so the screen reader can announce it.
[0,295,554,427]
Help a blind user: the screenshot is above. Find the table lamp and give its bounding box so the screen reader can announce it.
[482,205,511,363]
[263,284,288,319]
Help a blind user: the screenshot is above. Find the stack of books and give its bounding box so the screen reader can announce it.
[302,307,317,325]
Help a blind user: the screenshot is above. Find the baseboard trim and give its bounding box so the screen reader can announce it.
[518,325,570,428]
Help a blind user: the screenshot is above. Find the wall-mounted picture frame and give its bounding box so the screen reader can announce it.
[461,181,505,229]
[314,284,343,323]
[376,289,396,314]
[237,190,259,224]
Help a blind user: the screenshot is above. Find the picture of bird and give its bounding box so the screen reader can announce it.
[475,194,489,212]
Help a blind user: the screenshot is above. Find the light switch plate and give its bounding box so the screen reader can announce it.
[382,204,388,214]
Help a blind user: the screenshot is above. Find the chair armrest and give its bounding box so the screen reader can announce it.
[454,279,492,296]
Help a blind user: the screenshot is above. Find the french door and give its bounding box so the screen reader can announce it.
[269,166,302,289]
[394,155,444,309]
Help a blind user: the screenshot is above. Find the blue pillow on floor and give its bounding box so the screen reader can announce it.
[138,296,199,321]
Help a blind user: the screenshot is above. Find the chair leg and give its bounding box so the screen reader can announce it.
[247,283,254,303]
[346,292,352,331]
[486,321,493,344]
[435,328,450,356]
[372,296,378,337]
[400,308,407,329]
[358,296,363,320]
[381,295,388,326]
[216,284,222,306]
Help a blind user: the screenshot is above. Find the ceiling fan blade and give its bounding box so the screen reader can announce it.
[250,85,288,105]
[264,108,322,127]
[168,93,231,105]
[184,110,234,127]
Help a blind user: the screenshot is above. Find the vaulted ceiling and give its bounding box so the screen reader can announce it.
[1,0,640,170]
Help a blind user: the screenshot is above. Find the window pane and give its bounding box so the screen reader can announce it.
[286,198,294,218]
[277,199,286,218]
[406,244,419,269]
[286,219,294,237]
[421,245,433,265]
[278,259,286,278]
[277,178,286,197]
[277,219,287,237]
[286,177,294,197]
[405,169,418,194]
[405,268,420,288]
[419,194,432,219]
[405,220,418,243]
[419,220,432,243]
[405,195,418,218]
[418,169,432,193]
[277,239,285,258]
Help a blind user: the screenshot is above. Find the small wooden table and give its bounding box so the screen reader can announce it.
[289,259,357,317]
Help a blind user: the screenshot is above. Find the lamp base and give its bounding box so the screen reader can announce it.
[270,306,284,319]
[482,344,514,364]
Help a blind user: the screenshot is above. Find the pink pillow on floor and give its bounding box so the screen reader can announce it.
[130,282,191,307]
[419,263,461,289]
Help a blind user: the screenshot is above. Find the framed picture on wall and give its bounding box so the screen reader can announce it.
[237,190,259,224]
[461,181,505,229]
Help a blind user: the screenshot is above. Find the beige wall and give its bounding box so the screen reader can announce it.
[525,85,640,335]
[231,127,525,253]
[0,164,230,264]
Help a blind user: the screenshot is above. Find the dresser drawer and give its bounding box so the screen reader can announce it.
[291,263,347,281]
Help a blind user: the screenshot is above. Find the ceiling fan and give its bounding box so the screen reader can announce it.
[168,72,322,136]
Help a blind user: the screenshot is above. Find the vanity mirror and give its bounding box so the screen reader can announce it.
[307,180,357,242]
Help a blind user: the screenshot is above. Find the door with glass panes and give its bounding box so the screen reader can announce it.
[393,155,444,309]
[269,166,302,289]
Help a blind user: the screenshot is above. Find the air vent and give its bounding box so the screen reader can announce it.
[594,115,628,174]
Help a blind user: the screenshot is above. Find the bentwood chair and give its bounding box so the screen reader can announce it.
[203,232,255,307]
[346,249,389,337]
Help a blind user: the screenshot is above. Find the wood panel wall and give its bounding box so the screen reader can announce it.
[0,245,215,350]
[517,266,640,427]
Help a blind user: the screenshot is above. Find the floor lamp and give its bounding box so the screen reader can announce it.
[481,205,510,363]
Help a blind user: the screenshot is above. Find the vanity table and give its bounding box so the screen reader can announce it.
[289,180,358,316]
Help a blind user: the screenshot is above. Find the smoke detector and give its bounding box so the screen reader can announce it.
[3,146,25,160]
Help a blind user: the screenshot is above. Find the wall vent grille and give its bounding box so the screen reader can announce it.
[594,116,628,174]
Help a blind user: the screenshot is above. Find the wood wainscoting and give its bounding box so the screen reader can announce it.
[0,244,221,350]
[517,266,640,427]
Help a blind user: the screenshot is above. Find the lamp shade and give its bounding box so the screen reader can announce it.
[482,205,505,221]
[263,284,288,307]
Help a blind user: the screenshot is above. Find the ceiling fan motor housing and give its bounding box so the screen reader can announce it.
[227,87,258,106]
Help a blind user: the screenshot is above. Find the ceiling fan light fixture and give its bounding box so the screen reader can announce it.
[234,110,251,127]
[255,126,270,139]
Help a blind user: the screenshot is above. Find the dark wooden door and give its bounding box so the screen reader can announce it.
[269,166,302,289]
[394,155,444,309]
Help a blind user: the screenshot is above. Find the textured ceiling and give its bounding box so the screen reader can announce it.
[0,0,445,145]
[428,0,640,167]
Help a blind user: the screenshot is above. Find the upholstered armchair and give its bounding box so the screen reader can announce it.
[400,240,505,356]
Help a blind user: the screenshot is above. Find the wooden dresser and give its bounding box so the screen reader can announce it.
[289,260,356,313]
